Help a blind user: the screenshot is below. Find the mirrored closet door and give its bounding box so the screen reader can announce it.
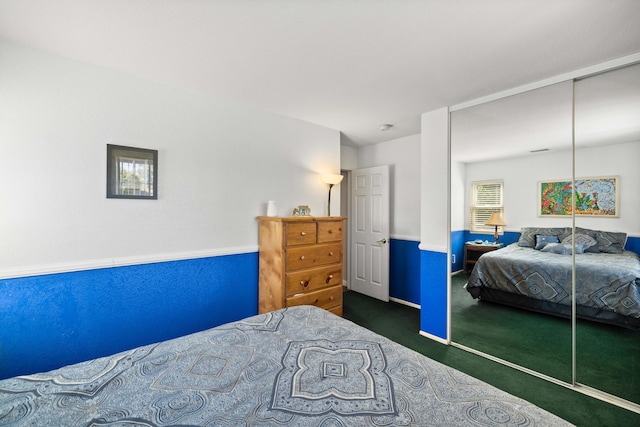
[450,81,574,383]
[573,62,640,405]
[450,60,640,412]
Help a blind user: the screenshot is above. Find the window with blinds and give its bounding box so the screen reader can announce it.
[471,181,504,233]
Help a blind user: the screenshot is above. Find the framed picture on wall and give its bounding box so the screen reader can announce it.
[107,144,158,199]
[538,175,619,217]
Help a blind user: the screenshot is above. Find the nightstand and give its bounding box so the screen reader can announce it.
[464,242,504,274]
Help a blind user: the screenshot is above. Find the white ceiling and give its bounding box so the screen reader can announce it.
[1,0,640,147]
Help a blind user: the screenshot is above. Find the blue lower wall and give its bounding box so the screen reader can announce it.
[451,230,465,272]
[3,233,636,379]
[626,236,640,255]
[419,250,448,339]
[451,230,520,273]
[0,252,258,380]
[389,238,420,305]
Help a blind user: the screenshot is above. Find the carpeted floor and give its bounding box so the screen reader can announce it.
[343,288,640,427]
[450,273,640,404]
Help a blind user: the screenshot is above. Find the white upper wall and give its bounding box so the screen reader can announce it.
[462,142,639,236]
[421,108,449,252]
[340,145,358,171]
[352,134,421,240]
[0,41,341,275]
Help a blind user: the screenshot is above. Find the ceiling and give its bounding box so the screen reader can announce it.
[451,62,640,163]
[1,0,640,147]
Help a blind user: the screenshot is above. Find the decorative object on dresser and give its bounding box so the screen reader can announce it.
[266,200,278,216]
[292,205,311,216]
[257,216,346,316]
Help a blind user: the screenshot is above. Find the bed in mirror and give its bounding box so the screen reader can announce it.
[450,81,574,384]
[449,61,640,410]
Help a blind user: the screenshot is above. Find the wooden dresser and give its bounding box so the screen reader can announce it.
[257,216,346,316]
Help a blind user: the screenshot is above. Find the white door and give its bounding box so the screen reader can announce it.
[350,165,390,301]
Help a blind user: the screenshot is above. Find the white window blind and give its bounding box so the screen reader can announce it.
[471,181,504,233]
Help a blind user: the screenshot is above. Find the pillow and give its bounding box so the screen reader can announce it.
[561,233,598,251]
[535,234,560,250]
[583,243,601,253]
[518,227,569,248]
[594,230,627,254]
[573,227,600,252]
[540,243,585,255]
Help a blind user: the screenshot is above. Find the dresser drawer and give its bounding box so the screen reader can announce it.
[286,242,342,271]
[286,222,317,246]
[317,221,343,243]
[258,216,346,317]
[286,264,342,296]
[286,285,342,310]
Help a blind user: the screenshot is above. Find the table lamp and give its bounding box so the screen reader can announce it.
[485,212,506,244]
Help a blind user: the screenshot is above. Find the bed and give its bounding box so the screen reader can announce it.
[465,227,640,330]
[0,305,571,426]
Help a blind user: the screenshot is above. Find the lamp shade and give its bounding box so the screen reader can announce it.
[485,212,506,227]
[322,174,344,185]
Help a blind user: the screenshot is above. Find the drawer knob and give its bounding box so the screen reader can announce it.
[300,231,306,236]
[329,252,334,256]
[330,296,334,301]
[300,255,305,260]
[326,274,334,284]
[328,229,333,233]
[300,280,309,287]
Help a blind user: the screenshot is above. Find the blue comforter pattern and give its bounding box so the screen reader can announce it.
[0,306,572,426]
[466,243,640,319]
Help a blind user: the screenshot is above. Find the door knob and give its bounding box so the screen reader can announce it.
[378,238,388,244]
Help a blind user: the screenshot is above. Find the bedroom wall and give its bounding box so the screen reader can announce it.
[448,141,640,271]
[0,40,341,378]
[353,134,421,305]
[419,108,449,340]
[464,141,639,237]
[355,134,421,239]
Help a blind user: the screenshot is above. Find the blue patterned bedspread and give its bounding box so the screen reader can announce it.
[466,243,640,319]
[0,306,572,426]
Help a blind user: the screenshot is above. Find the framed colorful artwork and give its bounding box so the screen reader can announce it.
[538,176,619,217]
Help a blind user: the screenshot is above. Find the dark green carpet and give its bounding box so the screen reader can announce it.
[451,274,573,381]
[343,289,640,427]
[450,273,640,404]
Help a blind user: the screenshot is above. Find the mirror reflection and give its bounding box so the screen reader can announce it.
[574,63,640,404]
[450,62,640,407]
[450,81,574,383]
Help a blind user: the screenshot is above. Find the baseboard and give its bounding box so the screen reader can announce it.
[419,330,449,345]
[389,297,420,309]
